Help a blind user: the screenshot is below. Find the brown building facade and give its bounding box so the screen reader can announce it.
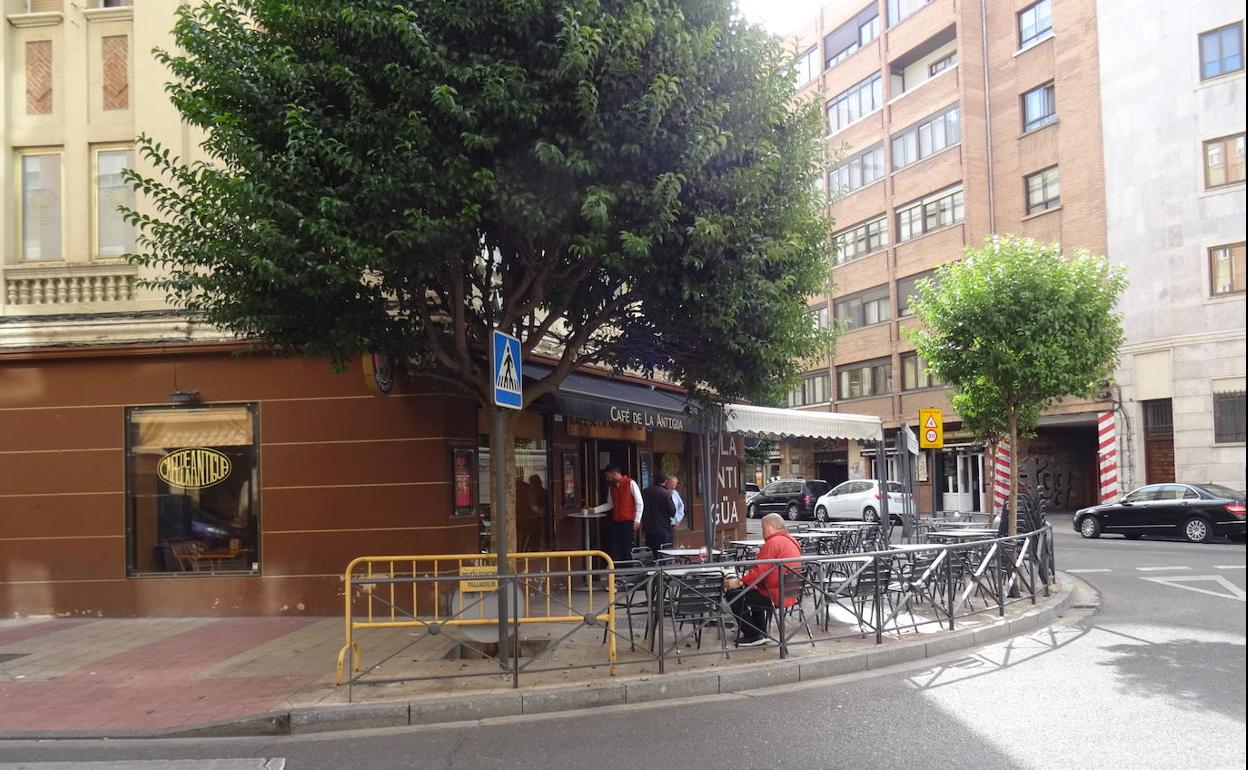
[0,344,744,617]
[774,0,1112,513]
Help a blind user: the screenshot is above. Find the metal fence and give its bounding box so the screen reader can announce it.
[335,525,1055,699]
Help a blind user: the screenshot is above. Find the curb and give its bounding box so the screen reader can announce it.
[2,574,1085,740]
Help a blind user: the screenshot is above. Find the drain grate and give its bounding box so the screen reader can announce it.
[0,652,30,664]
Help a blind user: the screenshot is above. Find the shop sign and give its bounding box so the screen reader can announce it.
[606,405,685,431]
[157,447,232,489]
[566,419,647,442]
[459,565,498,593]
[713,433,741,528]
[363,352,394,395]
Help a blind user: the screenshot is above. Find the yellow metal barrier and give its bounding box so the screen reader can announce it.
[335,550,616,685]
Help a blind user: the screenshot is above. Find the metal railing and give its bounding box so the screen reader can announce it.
[335,526,1055,698]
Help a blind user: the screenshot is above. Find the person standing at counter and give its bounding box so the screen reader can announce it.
[583,464,643,566]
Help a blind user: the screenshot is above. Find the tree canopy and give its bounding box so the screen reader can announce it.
[904,236,1126,533]
[126,0,834,408]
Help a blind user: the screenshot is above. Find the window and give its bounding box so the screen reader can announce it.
[896,185,964,242]
[833,215,888,265]
[827,144,885,195]
[125,405,260,575]
[928,52,957,77]
[96,147,137,257]
[789,373,831,407]
[1123,485,1161,503]
[1143,399,1173,433]
[1018,0,1053,49]
[810,305,830,330]
[887,0,931,27]
[794,46,820,88]
[891,104,961,170]
[838,358,892,400]
[827,73,883,134]
[20,152,62,261]
[1025,166,1061,214]
[1209,243,1246,295]
[902,353,942,390]
[1203,133,1245,189]
[834,285,891,330]
[897,269,937,316]
[825,4,880,68]
[1214,392,1246,443]
[1021,82,1056,132]
[1199,22,1244,80]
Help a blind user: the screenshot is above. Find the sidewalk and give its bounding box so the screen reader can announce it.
[0,575,1078,738]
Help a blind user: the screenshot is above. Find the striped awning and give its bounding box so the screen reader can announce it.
[723,403,883,442]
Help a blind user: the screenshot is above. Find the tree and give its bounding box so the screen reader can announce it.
[904,236,1126,535]
[125,0,834,551]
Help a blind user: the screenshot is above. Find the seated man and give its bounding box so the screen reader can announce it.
[723,513,802,647]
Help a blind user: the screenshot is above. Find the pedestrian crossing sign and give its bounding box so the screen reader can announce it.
[919,407,943,449]
[492,329,523,409]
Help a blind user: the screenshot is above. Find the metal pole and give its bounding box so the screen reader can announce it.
[492,407,511,662]
[873,554,883,644]
[778,566,787,659]
[875,430,891,548]
[656,568,666,674]
[703,406,717,556]
[995,545,1005,617]
[946,548,955,630]
[511,576,520,689]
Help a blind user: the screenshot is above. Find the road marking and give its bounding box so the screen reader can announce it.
[0,762,285,769]
[1066,569,1112,573]
[1135,566,1191,572]
[1214,565,1246,570]
[1141,575,1246,602]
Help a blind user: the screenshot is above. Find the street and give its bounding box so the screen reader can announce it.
[1,517,1242,770]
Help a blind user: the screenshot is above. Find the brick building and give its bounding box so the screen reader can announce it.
[771,0,1114,514]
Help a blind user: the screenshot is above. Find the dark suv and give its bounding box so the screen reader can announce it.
[746,479,831,521]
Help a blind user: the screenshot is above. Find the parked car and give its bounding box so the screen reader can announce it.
[744,483,761,504]
[814,480,913,524]
[746,479,831,521]
[1074,483,1246,543]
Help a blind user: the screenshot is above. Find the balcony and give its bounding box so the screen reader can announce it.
[2,263,139,315]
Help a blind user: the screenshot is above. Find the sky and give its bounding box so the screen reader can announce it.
[735,0,824,35]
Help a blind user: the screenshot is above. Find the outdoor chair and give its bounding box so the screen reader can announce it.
[849,556,917,636]
[602,559,653,651]
[764,565,815,647]
[630,546,656,566]
[668,570,730,661]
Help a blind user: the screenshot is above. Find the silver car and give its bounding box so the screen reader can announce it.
[814,480,912,524]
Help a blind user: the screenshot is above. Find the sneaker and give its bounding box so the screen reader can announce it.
[736,635,766,647]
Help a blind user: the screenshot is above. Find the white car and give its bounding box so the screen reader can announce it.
[814,480,913,524]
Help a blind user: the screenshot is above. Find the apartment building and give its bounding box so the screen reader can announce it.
[773,0,1112,514]
[1,1,744,617]
[1097,1,1245,491]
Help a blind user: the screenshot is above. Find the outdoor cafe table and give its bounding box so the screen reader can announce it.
[645,564,736,650]
[929,520,993,529]
[657,547,724,563]
[728,539,765,549]
[927,530,997,544]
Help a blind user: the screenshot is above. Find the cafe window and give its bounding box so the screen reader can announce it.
[126,404,259,575]
[478,436,550,552]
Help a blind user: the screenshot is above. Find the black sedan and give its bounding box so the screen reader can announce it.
[1074,483,1246,543]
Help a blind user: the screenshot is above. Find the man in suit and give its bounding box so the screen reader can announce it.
[641,474,677,550]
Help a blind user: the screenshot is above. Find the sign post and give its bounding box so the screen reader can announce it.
[491,330,522,664]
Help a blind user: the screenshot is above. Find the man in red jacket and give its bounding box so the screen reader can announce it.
[723,513,801,646]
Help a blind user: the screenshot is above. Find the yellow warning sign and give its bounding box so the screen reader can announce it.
[459,565,499,593]
[919,408,944,449]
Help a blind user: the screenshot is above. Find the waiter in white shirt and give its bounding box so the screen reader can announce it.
[583,463,643,566]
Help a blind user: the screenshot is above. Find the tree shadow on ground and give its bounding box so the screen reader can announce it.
[1099,638,1247,721]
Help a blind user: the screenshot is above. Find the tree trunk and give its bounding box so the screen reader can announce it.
[1007,409,1019,537]
[489,408,520,558]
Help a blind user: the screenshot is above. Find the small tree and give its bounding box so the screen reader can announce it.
[904,236,1126,535]
[125,0,834,551]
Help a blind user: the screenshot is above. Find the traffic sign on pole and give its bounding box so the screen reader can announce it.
[492,329,522,409]
[919,407,944,449]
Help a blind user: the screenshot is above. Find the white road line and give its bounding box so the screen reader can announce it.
[1066,568,1112,573]
[1135,566,1191,572]
[1142,575,1247,602]
[1214,565,1246,570]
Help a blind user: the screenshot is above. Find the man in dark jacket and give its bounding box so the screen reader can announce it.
[641,474,677,550]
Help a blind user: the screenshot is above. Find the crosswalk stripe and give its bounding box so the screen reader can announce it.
[1214,565,1246,570]
[1135,566,1191,572]
[1066,568,1112,573]
[0,761,286,769]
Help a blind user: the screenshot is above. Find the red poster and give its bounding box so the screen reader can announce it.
[454,451,473,509]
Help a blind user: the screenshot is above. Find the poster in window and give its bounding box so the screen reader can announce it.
[452,447,476,516]
[561,451,578,508]
[639,451,652,488]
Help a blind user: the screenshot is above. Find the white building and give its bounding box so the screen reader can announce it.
[1098,1,1246,491]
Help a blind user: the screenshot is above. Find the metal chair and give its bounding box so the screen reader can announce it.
[668,570,730,660]
[766,565,815,647]
[603,559,653,650]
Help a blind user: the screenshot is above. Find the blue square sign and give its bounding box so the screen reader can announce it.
[492,329,522,410]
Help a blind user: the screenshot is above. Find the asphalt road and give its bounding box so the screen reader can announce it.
[2,515,1243,770]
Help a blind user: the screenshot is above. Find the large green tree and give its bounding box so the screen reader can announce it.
[904,236,1126,534]
[126,0,833,550]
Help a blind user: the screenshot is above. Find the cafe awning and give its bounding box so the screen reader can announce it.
[723,403,882,442]
[527,365,695,432]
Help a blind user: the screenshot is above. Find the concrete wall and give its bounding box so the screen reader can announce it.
[1097,0,1246,490]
